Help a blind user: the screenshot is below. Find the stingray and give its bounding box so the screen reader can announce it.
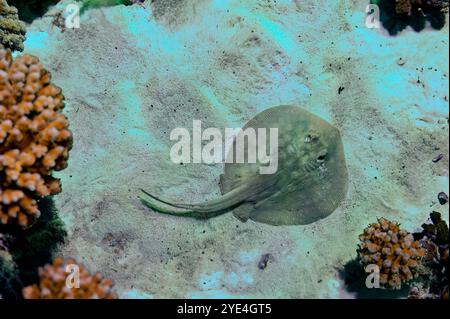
[140,105,348,226]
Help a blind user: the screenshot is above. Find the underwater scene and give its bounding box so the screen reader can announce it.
[0,0,449,301]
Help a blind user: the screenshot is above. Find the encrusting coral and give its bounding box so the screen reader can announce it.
[0,46,72,227]
[22,256,117,299]
[0,0,26,52]
[357,217,426,289]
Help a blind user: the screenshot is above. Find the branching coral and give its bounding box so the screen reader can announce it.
[358,217,426,289]
[0,0,26,52]
[0,46,72,227]
[22,256,117,299]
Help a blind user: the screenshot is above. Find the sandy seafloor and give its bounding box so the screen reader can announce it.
[16,0,449,298]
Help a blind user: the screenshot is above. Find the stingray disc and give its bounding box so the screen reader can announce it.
[220,105,348,225]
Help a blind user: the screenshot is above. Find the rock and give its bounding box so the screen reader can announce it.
[258,253,273,270]
[396,57,406,66]
[438,192,448,205]
[432,154,444,163]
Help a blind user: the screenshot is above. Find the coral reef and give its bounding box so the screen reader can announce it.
[0,0,26,52]
[372,0,449,35]
[23,256,117,299]
[357,217,426,289]
[0,46,72,227]
[0,45,70,299]
[411,211,449,299]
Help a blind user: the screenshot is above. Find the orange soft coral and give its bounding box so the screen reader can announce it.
[22,257,117,299]
[0,46,72,226]
[358,217,426,289]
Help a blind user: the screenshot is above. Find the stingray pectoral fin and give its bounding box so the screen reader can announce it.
[231,203,255,222]
[139,184,251,220]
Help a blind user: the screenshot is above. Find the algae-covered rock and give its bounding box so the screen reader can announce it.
[372,0,449,35]
[0,233,19,298]
[80,0,134,13]
[0,0,26,51]
[412,212,449,299]
[0,197,67,287]
[6,1,59,23]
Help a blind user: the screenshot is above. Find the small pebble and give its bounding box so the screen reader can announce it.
[438,192,448,205]
[257,253,273,270]
[432,154,444,163]
[396,57,406,66]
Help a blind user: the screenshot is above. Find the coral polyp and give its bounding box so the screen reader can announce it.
[22,257,117,299]
[0,46,72,227]
[358,217,426,289]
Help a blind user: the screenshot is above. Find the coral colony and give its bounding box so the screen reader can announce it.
[358,218,426,289]
[0,46,72,226]
[0,45,115,298]
[23,257,117,299]
[0,0,26,51]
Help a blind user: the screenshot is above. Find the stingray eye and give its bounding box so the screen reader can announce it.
[305,133,319,143]
[305,135,312,143]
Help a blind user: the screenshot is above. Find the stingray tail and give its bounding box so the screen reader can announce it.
[139,188,246,220]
